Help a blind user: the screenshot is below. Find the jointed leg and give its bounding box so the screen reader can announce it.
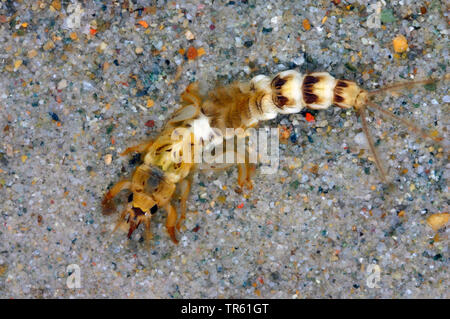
[152,180,176,205]
[127,219,138,239]
[177,178,192,231]
[238,163,255,190]
[180,82,202,106]
[153,180,177,243]
[102,180,132,215]
[165,202,179,244]
[120,140,154,156]
[238,163,245,188]
[112,203,131,233]
[237,149,255,190]
[245,162,256,189]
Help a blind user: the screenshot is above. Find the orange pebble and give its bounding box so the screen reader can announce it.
[302,19,311,31]
[186,46,198,60]
[280,126,290,139]
[427,213,449,231]
[392,35,408,53]
[197,47,206,57]
[305,113,315,122]
[138,20,148,28]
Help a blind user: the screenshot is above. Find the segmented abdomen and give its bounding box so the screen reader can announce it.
[200,70,365,130]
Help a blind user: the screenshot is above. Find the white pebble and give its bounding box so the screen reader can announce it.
[185,30,195,40]
[57,79,68,90]
[98,42,107,51]
[104,154,112,165]
[293,56,305,66]
[270,16,280,25]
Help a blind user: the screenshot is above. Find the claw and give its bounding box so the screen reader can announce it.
[167,226,179,244]
[102,180,132,215]
[127,220,137,239]
[165,202,179,244]
[238,163,255,191]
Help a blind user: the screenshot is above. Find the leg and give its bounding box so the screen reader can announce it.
[238,163,247,189]
[357,107,387,182]
[120,140,154,156]
[143,216,152,246]
[102,180,132,215]
[164,202,179,244]
[112,203,131,233]
[238,163,255,190]
[180,82,202,106]
[168,62,184,85]
[237,149,255,190]
[152,179,176,206]
[127,219,138,239]
[177,178,192,231]
[245,162,256,190]
[153,179,177,243]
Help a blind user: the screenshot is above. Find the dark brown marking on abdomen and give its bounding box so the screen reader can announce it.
[302,75,320,104]
[334,80,348,104]
[271,75,287,89]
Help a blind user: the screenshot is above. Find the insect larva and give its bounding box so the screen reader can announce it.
[102,70,446,244]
